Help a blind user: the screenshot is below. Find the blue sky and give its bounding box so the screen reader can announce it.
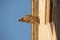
[0,0,31,40]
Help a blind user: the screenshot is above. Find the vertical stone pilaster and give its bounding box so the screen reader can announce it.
[31,0,39,40]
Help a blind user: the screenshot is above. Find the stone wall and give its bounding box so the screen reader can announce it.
[52,0,60,40]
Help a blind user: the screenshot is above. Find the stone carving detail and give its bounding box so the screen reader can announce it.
[19,15,39,24]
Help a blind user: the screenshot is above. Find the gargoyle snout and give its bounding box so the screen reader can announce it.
[19,18,24,21]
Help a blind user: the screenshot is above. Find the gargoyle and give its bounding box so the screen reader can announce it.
[19,15,40,24]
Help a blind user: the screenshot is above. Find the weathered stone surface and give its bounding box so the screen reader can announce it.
[31,0,39,40]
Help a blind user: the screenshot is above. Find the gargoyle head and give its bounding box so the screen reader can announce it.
[19,18,25,22]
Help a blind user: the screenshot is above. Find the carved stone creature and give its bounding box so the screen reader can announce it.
[19,15,40,24]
